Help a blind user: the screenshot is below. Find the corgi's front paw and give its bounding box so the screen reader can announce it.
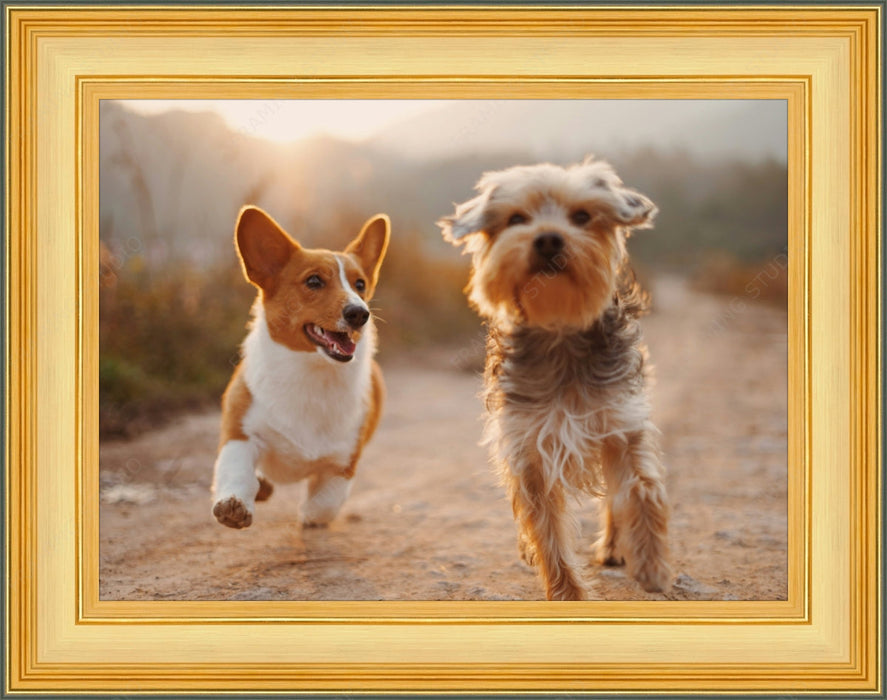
[212,495,253,529]
[300,474,352,528]
[300,507,336,528]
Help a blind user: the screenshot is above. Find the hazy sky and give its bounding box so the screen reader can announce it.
[118,99,787,163]
[120,100,449,143]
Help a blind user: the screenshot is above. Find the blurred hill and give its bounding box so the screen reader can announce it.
[372,100,787,165]
[99,100,787,437]
[100,100,786,269]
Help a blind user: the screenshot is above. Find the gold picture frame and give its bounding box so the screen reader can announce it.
[4,5,881,694]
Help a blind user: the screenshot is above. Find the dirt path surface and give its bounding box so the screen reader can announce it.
[100,277,788,601]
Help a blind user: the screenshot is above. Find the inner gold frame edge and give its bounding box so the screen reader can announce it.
[78,77,808,624]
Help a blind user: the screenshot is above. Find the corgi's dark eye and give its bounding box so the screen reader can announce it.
[354,279,366,293]
[571,210,591,226]
[507,213,527,227]
[305,274,324,290]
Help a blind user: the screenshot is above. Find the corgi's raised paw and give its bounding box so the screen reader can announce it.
[213,496,253,529]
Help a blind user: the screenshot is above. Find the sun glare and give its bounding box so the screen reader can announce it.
[118,100,449,144]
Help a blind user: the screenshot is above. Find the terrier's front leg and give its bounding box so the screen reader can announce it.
[603,429,672,592]
[518,530,538,567]
[505,459,586,601]
[593,499,625,567]
[212,440,261,529]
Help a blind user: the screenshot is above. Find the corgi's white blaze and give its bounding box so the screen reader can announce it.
[335,255,369,330]
[241,305,374,484]
[212,439,260,510]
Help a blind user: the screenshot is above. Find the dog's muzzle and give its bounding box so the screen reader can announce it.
[343,304,370,330]
[533,232,565,261]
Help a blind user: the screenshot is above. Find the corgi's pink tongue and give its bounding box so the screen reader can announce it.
[326,331,356,356]
[305,324,357,361]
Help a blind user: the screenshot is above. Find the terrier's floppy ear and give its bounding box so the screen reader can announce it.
[345,214,390,290]
[580,156,657,230]
[610,187,658,229]
[438,189,492,245]
[235,206,300,295]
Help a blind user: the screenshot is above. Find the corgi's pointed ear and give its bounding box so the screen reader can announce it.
[346,214,390,289]
[235,206,299,294]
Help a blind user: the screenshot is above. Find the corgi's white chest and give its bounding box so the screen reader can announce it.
[241,308,373,474]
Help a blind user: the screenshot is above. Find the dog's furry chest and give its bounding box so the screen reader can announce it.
[485,301,647,405]
[241,313,372,480]
[482,303,650,492]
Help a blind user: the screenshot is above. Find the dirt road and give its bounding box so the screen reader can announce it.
[100,276,788,601]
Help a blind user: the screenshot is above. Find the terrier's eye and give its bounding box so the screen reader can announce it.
[305,274,324,290]
[507,213,528,227]
[571,210,591,226]
[355,279,366,293]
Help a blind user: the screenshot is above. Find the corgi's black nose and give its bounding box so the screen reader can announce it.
[533,232,564,260]
[343,304,370,329]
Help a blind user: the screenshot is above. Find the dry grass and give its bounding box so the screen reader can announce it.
[99,228,478,438]
[691,252,788,307]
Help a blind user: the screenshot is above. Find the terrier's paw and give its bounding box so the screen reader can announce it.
[631,557,673,593]
[601,553,626,566]
[518,534,537,567]
[547,577,588,601]
[212,496,253,529]
[593,538,625,567]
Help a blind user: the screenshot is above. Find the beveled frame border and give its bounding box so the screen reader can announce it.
[4,5,882,694]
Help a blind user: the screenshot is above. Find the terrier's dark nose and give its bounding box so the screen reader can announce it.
[533,232,565,260]
[343,304,370,329]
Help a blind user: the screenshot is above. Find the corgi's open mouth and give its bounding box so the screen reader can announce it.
[304,324,357,362]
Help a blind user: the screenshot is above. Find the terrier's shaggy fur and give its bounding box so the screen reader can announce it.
[439,157,672,600]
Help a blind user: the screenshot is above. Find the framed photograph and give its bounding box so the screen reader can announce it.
[93,95,791,608]
[4,5,881,694]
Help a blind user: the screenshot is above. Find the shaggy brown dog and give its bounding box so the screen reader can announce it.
[439,157,672,600]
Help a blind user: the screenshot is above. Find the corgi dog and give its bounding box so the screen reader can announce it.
[212,206,390,530]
